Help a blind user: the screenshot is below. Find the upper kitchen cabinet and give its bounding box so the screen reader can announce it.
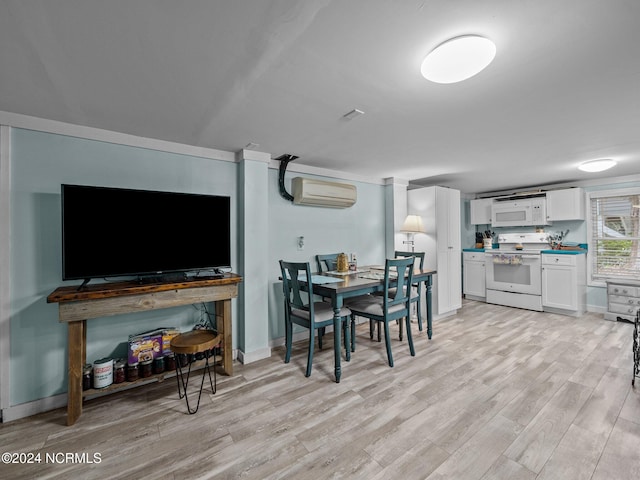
[546,188,586,221]
[408,186,462,317]
[470,198,492,225]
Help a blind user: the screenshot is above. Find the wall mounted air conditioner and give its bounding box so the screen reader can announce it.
[291,177,357,208]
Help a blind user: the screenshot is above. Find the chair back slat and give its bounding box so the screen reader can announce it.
[316,253,339,273]
[394,250,425,270]
[384,257,415,310]
[280,260,314,315]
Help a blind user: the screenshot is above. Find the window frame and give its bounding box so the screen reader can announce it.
[586,186,640,287]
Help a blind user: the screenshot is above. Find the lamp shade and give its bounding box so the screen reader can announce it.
[401,215,426,234]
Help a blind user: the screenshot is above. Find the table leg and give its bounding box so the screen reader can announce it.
[333,296,343,383]
[215,299,233,376]
[426,276,433,339]
[67,320,85,426]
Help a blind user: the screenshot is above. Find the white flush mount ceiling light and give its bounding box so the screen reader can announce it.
[578,159,617,172]
[421,35,496,84]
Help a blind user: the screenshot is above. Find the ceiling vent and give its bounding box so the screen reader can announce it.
[291,177,357,208]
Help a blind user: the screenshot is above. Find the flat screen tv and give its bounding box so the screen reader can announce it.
[61,184,231,283]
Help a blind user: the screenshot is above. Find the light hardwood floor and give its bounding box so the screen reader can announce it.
[2,299,639,479]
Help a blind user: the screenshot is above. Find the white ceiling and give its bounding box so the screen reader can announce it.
[1,0,639,194]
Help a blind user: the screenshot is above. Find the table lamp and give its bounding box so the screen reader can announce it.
[401,215,426,252]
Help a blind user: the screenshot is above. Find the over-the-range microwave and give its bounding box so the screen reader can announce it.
[491,196,549,227]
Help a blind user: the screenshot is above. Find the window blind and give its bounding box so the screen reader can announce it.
[590,193,640,279]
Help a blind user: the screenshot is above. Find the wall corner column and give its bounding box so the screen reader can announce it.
[383,177,409,258]
[0,125,11,417]
[236,149,271,364]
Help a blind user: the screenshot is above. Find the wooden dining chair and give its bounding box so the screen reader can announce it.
[394,250,425,331]
[372,251,425,338]
[279,260,353,377]
[346,257,416,367]
[316,253,340,273]
[314,253,341,327]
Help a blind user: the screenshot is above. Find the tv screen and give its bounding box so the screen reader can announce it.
[61,184,231,281]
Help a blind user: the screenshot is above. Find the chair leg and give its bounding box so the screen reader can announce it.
[284,317,293,364]
[351,316,356,352]
[305,329,315,377]
[318,326,325,350]
[343,320,351,362]
[416,294,423,332]
[383,321,394,367]
[369,318,374,339]
[405,316,416,357]
[399,318,403,341]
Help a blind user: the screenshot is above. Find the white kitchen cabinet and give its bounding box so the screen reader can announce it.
[408,186,462,316]
[463,251,485,300]
[546,188,585,221]
[470,198,492,225]
[541,253,586,315]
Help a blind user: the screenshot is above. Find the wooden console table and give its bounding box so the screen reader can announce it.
[47,273,242,426]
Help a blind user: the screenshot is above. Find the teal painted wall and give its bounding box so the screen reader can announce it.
[8,128,388,407]
[10,128,237,405]
[267,169,386,342]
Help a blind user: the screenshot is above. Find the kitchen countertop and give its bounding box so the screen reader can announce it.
[540,249,587,255]
[463,247,587,255]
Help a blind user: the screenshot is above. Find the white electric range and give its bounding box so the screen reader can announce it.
[485,233,548,311]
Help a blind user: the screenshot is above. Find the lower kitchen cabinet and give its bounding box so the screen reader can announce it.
[463,251,485,301]
[541,253,586,315]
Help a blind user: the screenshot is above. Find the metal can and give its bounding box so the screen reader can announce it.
[93,358,113,388]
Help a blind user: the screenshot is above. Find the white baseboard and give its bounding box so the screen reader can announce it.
[587,304,607,315]
[237,347,271,364]
[1,393,67,423]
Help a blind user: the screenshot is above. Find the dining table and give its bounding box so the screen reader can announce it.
[308,265,436,383]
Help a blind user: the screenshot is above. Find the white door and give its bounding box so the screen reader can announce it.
[408,186,462,316]
[464,259,486,298]
[542,265,577,310]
